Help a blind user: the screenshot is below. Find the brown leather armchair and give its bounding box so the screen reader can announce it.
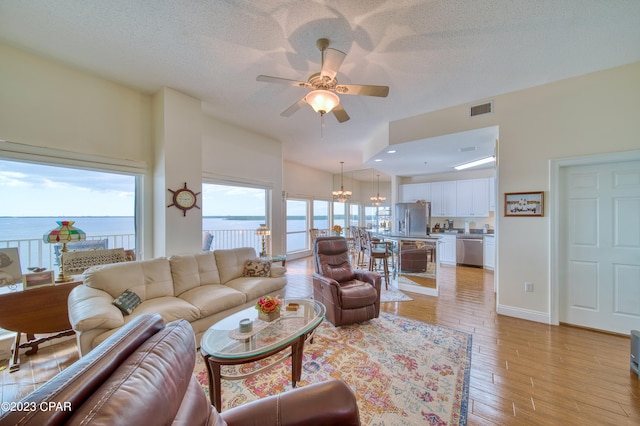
[0,314,360,426]
[313,236,381,327]
[399,243,428,272]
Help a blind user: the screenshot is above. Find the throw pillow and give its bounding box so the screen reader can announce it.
[112,289,142,315]
[242,258,271,277]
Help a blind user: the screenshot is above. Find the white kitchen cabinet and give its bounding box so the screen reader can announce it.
[430,181,456,216]
[483,235,495,270]
[456,178,489,217]
[398,183,430,203]
[439,234,457,265]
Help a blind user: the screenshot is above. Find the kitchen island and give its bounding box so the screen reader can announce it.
[370,232,442,296]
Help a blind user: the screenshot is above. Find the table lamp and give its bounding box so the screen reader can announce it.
[255,224,271,258]
[43,220,86,283]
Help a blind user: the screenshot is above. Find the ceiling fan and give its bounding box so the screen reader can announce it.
[256,38,389,123]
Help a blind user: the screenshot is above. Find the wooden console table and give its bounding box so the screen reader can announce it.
[0,279,82,372]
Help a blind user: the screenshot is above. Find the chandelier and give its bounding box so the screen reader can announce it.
[332,161,352,203]
[370,174,386,206]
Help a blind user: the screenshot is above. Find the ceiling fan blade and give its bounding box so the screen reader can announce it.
[336,84,389,97]
[257,75,310,88]
[332,104,350,123]
[280,96,308,117]
[321,48,346,80]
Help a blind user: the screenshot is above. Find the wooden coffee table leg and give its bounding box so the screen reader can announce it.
[291,335,305,388]
[204,356,223,412]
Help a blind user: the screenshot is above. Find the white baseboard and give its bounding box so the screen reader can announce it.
[496,304,551,324]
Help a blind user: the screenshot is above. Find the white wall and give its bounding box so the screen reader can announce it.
[202,116,285,255]
[389,61,640,323]
[283,161,332,199]
[0,43,151,161]
[0,42,287,258]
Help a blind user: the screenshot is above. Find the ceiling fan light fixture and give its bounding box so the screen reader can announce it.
[306,89,339,115]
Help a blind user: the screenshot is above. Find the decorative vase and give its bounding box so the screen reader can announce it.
[333,231,341,236]
[258,311,280,322]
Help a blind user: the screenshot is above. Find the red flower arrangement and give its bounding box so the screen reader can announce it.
[255,296,282,315]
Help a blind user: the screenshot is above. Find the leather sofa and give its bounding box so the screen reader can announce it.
[312,236,381,326]
[0,314,360,426]
[68,248,287,356]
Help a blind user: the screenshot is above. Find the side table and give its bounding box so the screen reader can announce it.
[0,278,82,372]
[269,255,286,267]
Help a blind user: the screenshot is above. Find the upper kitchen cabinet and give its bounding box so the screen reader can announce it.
[456,178,490,217]
[398,182,430,203]
[431,181,457,216]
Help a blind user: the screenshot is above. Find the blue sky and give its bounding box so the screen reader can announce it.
[0,159,265,217]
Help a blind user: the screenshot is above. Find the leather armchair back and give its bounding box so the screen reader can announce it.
[312,236,350,275]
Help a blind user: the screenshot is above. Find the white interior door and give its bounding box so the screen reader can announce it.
[560,160,640,334]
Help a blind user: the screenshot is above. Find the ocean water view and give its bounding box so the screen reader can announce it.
[0,216,327,242]
[0,216,290,241]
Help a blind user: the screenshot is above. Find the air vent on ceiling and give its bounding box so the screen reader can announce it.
[469,101,493,118]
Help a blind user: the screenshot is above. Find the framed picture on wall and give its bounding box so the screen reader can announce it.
[0,247,22,287]
[504,191,544,217]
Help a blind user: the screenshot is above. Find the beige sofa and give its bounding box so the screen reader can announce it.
[68,247,287,356]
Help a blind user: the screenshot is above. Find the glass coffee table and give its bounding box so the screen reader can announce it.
[200,298,325,412]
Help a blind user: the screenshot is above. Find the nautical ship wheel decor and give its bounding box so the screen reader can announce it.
[168,182,201,216]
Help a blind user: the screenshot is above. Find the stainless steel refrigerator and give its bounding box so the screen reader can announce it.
[395,202,431,236]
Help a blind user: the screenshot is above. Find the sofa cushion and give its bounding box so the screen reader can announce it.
[68,285,126,332]
[112,289,142,315]
[91,296,201,348]
[133,296,201,323]
[178,284,247,317]
[225,276,287,301]
[84,258,174,301]
[170,253,221,296]
[214,247,258,283]
[242,258,271,277]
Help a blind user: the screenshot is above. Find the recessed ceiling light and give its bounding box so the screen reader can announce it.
[387,150,396,154]
[374,159,382,162]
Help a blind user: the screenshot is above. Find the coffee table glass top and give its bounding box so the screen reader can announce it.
[201,298,325,359]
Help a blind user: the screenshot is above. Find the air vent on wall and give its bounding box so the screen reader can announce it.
[469,101,493,118]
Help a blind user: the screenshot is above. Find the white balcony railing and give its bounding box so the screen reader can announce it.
[0,229,264,275]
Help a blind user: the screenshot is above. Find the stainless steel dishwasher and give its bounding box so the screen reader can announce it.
[456,234,484,267]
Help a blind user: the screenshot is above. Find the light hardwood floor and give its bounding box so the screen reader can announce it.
[2,257,639,424]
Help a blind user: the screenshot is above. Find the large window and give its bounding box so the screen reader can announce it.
[286,198,309,254]
[349,203,360,229]
[0,158,138,271]
[313,199,329,231]
[201,182,267,251]
[333,202,346,232]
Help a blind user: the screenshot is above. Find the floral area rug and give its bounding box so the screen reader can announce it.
[195,312,472,425]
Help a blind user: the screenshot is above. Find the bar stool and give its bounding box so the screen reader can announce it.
[363,231,392,289]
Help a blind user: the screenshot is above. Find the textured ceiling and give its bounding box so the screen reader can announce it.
[1,1,639,178]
